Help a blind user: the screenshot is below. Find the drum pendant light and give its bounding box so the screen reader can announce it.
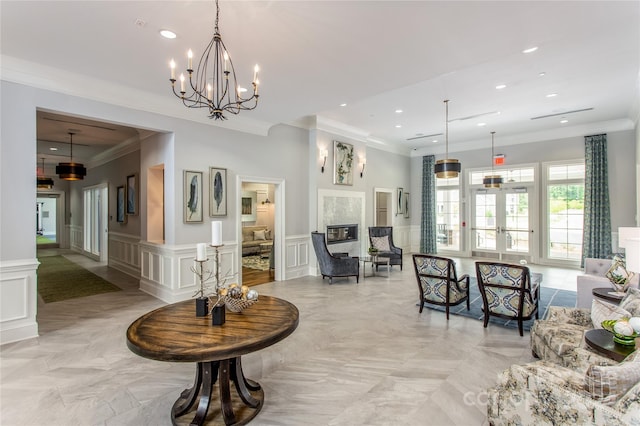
[37,157,54,189]
[483,131,503,188]
[434,100,461,178]
[56,132,86,180]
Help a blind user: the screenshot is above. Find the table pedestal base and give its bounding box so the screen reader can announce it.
[171,357,263,426]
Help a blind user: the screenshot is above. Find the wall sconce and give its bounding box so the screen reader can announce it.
[360,160,366,178]
[320,149,328,173]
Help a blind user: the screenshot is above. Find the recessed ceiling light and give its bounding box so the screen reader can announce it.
[160,29,177,39]
[546,93,558,98]
[395,124,402,128]
[49,147,58,151]
[395,109,403,113]
[560,118,569,124]
[477,122,486,127]
[339,103,347,107]
[522,46,538,54]
[432,139,438,143]
[539,72,546,77]
[495,84,507,90]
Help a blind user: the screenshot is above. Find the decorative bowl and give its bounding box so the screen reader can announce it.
[223,296,257,313]
[601,319,639,346]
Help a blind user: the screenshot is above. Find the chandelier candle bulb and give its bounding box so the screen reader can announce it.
[196,243,207,261]
[253,65,259,83]
[211,221,222,246]
[170,59,176,80]
[223,51,229,71]
[187,49,193,71]
[180,74,185,93]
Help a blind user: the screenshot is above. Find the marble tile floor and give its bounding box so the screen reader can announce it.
[1,251,581,426]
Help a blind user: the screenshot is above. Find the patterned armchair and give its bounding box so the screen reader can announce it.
[475,262,540,336]
[368,226,403,271]
[412,254,469,320]
[487,359,640,426]
[311,232,359,284]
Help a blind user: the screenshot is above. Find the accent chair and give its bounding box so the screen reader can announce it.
[368,226,403,271]
[311,232,359,284]
[412,254,469,320]
[475,261,540,336]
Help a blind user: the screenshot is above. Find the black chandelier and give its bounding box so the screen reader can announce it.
[483,131,503,188]
[169,0,260,120]
[56,132,86,181]
[434,100,461,178]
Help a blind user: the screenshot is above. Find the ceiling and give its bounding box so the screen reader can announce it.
[2,1,639,166]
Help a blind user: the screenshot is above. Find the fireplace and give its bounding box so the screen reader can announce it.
[326,224,358,245]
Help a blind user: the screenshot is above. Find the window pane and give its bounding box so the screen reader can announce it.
[548,182,584,260]
[436,188,460,251]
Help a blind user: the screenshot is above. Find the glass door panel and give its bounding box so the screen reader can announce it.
[504,191,529,253]
[473,192,497,251]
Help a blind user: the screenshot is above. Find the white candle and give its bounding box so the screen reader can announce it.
[187,49,193,70]
[196,243,207,261]
[170,59,176,80]
[223,51,229,72]
[211,221,222,246]
[180,74,185,92]
[253,64,259,82]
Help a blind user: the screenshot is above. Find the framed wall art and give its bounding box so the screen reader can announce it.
[209,167,227,217]
[333,140,354,185]
[116,185,127,224]
[126,173,138,215]
[241,190,257,222]
[184,170,203,223]
[397,187,404,215]
[404,192,410,219]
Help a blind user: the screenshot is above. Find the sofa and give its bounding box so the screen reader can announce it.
[577,257,639,309]
[241,225,273,256]
[486,289,640,425]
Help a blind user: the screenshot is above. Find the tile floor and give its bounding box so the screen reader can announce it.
[0,251,580,425]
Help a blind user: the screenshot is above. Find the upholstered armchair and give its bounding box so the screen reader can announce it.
[487,358,640,426]
[412,254,469,319]
[368,226,403,271]
[311,232,359,284]
[577,258,639,308]
[475,262,540,336]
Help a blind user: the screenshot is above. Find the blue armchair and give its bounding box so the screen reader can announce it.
[311,232,359,284]
[368,226,403,271]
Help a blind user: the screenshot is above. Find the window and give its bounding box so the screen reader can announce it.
[546,163,585,260]
[436,176,460,251]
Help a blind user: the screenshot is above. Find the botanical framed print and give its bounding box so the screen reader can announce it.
[209,167,227,217]
[126,174,138,215]
[116,185,127,224]
[404,192,410,219]
[333,140,354,185]
[184,170,203,223]
[397,187,404,215]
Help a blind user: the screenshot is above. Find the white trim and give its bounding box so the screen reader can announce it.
[0,259,39,345]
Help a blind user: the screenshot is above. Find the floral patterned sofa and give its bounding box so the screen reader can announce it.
[486,289,640,425]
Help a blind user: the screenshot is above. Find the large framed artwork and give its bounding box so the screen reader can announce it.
[404,192,410,219]
[116,185,127,224]
[184,170,203,223]
[126,173,138,215]
[333,140,354,185]
[397,187,404,215]
[209,167,227,217]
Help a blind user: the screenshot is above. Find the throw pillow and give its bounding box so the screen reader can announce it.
[253,230,266,241]
[620,288,640,317]
[371,236,391,252]
[590,299,631,329]
[585,350,640,405]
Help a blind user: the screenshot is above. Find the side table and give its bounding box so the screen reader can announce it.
[592,287,625,305]
[360,254,389,278]
[584,329,636,362]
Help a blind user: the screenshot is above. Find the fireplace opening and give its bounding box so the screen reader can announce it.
[326,224,358,245]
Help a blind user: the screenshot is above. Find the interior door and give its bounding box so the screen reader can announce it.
[472,188,532,259]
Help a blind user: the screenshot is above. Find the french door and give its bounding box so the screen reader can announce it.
[472,188,533,259]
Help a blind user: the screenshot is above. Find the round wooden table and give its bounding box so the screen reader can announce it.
[126,296,299,425]
[584,329,636,362]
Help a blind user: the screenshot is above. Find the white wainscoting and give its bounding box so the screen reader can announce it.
[69,225,83,252]
[139,242,239,304]
[283,234,311,279]
[108,232,141,278]
[0,258,39,345]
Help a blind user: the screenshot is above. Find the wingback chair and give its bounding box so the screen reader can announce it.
[368,226,403,271]
[475,261,540,336]
[311,232,359,284]
[413,254,469,319]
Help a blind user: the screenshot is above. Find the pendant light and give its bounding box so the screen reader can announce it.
[434,100,461,178]
[37,157,54,189]
[483,131,503,188]
[56,132,86,180]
